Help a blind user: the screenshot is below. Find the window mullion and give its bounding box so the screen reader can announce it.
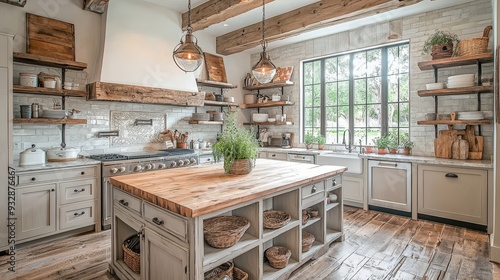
[348,53,354,140]
[320,60,326,136]
[381,47,388,135]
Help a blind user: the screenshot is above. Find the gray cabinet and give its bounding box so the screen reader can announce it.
[17,183,57,240]
[417,164,487,225]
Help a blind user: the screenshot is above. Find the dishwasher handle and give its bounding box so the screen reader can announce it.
[445,173,458,178]
[377,162,398,168]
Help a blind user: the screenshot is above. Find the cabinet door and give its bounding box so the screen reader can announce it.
[343,176,364,206]
[17,184,57,240]
[143,228,188,280]
[418,165,487,225]
[0,67,8,248]
[0,36,8,67]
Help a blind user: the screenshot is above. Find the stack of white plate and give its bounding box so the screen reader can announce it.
[447,74,475,88]
[42,109,66,119]
[457,111,484,120]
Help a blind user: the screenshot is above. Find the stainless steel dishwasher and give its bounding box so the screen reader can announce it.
[368,160,411,215]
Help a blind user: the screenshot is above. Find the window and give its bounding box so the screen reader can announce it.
[302,42,410,146]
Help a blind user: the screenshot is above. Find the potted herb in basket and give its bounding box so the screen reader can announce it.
[400,132,415,156]
[304,133,315,149]
[373,134,390,154]
[316,135,326,150]
[212,110,259,175]
[422,30,459,60]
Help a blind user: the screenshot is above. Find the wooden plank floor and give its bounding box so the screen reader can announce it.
[1,206,499,280]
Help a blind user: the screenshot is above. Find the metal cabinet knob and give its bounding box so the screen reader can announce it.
[311,185,317,193]
[119,199,129,207]
[81,171,85,175]
[31,177,36,181]
[332,179,336,186]
[51,189,55,192]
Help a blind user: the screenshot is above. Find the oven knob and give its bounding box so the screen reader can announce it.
[177,160,185,166]
[119,166,126,173]
[110,168,118,174]
[183,159,190,165]
[170,161,177,168]
[134,165,143,172]
[190,158,197,164]
[158,163,166,169]
[145,163,154,170]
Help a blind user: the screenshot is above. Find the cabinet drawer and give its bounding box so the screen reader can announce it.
[59,201,95,230]
[113,188,142,214]
[267,152,287,161]
[18,166,97,185]
[325,175,342,191]
[144,202,188,243]
[301,181,325,206]
[418,165,487,225]
[59,178,96,205]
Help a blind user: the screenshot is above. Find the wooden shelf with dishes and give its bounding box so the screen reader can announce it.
[13,85,87,97]
[417,119,492,126]
[13,52,87,70]
[203,100,238,107]
[14,118,87,124]
[240,101,294,109]
[188,120,224,125]
[417,86,493,97]
[243,121,294,126]
[243,81,293,91]
[417,53,493,71]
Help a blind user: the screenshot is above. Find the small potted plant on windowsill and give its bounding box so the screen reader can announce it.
[304,133,315,150]
[316,135,326,150]
[400,133,415,156]
[373,134,390,154]
[422,30,459,60]
[388,133,399,154]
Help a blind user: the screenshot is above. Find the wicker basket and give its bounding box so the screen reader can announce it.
[263,210,291,229]
[122,243,140,274]
[302,213,310,225]
[265,246,292,269]
[233,267,249,280]
[204,261,234,280]
[302,232,315,252]
[458,25,492,56]
[204,216,250,248]
[228,159,253,175]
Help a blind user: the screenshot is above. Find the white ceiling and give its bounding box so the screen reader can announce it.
[143,0,477,54]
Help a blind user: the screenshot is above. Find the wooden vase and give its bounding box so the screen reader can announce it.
[228,159,253,175]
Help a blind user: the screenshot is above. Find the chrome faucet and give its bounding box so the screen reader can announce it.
[342,129,352,153]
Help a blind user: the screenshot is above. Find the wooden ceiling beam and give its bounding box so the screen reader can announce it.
[216,0,421,55]
[83,0,109,14]
[182,0,275,32]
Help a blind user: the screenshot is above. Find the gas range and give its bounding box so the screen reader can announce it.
[91,149,199,229]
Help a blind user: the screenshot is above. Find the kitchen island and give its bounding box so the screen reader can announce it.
[109,159,346,280]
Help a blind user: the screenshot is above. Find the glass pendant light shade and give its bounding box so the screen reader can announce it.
[252,51,276,84]
[173,33,204,72]
[252,0,276,84]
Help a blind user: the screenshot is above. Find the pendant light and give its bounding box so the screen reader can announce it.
[251,0,276,84]
[173,0,204,72]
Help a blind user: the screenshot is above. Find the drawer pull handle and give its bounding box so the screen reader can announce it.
[272,154,276,157]
[51,189,55,192]
[311,185,317,193]
[74,211,85,217]
[332,179,336,186]
[152,217,164,226]
[378,162,398,167]
[445,173,458,178]
[81,171,85,175]
[119,199,129,207]
[74,188,86,193]
[31,177,36,181]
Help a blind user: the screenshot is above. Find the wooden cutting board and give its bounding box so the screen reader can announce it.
[452,136,469,160]
[204,52,227,83]
[26,13,75,61]
[434,134,453,159]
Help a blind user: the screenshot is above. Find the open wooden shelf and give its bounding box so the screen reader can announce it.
[189,120,224,125]
[196,79,237,89]
[203,233,259,270]
[13,52,87,70]
[326,202,340,212]
[240,101,294,109]
[243,121,294,126]
[14,118,87,124]
[302,217,321,229]
[263,220,300,241]
[418,53,493,71]
[417,119,492,126]
[203,100,238,107]
[263,258,299,280]
[301,240,323,261]
[417,86,493,97]
[14,85,87,97]
[243,81,294,91]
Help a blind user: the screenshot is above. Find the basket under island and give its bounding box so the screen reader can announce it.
[109,158,347,280]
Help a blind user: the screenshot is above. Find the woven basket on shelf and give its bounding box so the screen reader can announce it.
[203,216,250,248]
[265,246,292,269]
[302,232,315,252]
[458,25,492,56]
[204,261,234,280]
[302,213,310,225]
[122,243,140,274]
[263,210,291,229]
[233,267,249,280]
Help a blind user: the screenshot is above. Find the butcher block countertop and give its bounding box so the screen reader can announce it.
[110,159,346,218]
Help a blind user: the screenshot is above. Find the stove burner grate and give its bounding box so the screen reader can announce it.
[89,154,128,161]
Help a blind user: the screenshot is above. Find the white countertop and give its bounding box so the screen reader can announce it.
[360,153,493,169]
[13,158,101,173]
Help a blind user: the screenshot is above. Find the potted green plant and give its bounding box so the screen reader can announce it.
[304,133,315,149]
[373,134,389,154]
[212,110,259,174]
[422,30,459,60]
[400,132,415,156]
[316,135,326,150]
[388,133,399,154]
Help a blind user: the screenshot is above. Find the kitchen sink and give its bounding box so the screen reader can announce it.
[316,152,363,174]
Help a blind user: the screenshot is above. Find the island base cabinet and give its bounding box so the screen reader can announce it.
[16,184,56,241]
[112,207,143,280]
[417,165,487,225]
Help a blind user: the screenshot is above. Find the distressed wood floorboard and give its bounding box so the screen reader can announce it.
[1,207,499,279]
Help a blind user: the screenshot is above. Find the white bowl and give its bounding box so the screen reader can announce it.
[267,118,276,122]
[448,74,475,80]
[252,113,269,123]
[426,83,444,90]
